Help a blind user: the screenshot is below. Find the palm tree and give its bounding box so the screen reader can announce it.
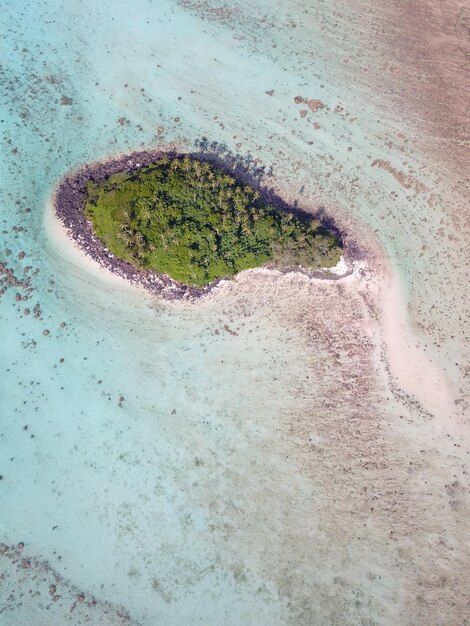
[218,189,226,211]
[117,229,132,247]
[193,161,201,178]
[182,155,191,172]
[207,170,217,190]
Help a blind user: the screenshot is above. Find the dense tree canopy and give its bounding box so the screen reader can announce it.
[84,156,341,286]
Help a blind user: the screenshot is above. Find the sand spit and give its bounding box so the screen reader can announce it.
[379,274,456,422]
[50,149,352,302]
[360,267,458,428]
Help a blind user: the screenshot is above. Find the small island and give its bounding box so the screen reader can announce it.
[55,151,343,298]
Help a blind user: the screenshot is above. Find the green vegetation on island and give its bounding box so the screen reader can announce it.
[84,156,341,286]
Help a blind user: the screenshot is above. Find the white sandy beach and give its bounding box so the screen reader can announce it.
[45,198,145,293]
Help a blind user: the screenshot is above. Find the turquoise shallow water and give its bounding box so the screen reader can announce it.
[1,1,469,624]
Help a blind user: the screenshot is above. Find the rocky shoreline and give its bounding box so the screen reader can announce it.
[53,149,352,300]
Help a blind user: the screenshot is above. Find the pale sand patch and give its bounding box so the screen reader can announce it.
[378,273,457,423]
[355,263,460,431]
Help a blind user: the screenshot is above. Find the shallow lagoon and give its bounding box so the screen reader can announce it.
[1,0,469,624]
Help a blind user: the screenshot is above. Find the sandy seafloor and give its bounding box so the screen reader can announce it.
[1,0,470,624]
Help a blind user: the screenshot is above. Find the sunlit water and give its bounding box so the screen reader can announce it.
[1,1,469,624]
